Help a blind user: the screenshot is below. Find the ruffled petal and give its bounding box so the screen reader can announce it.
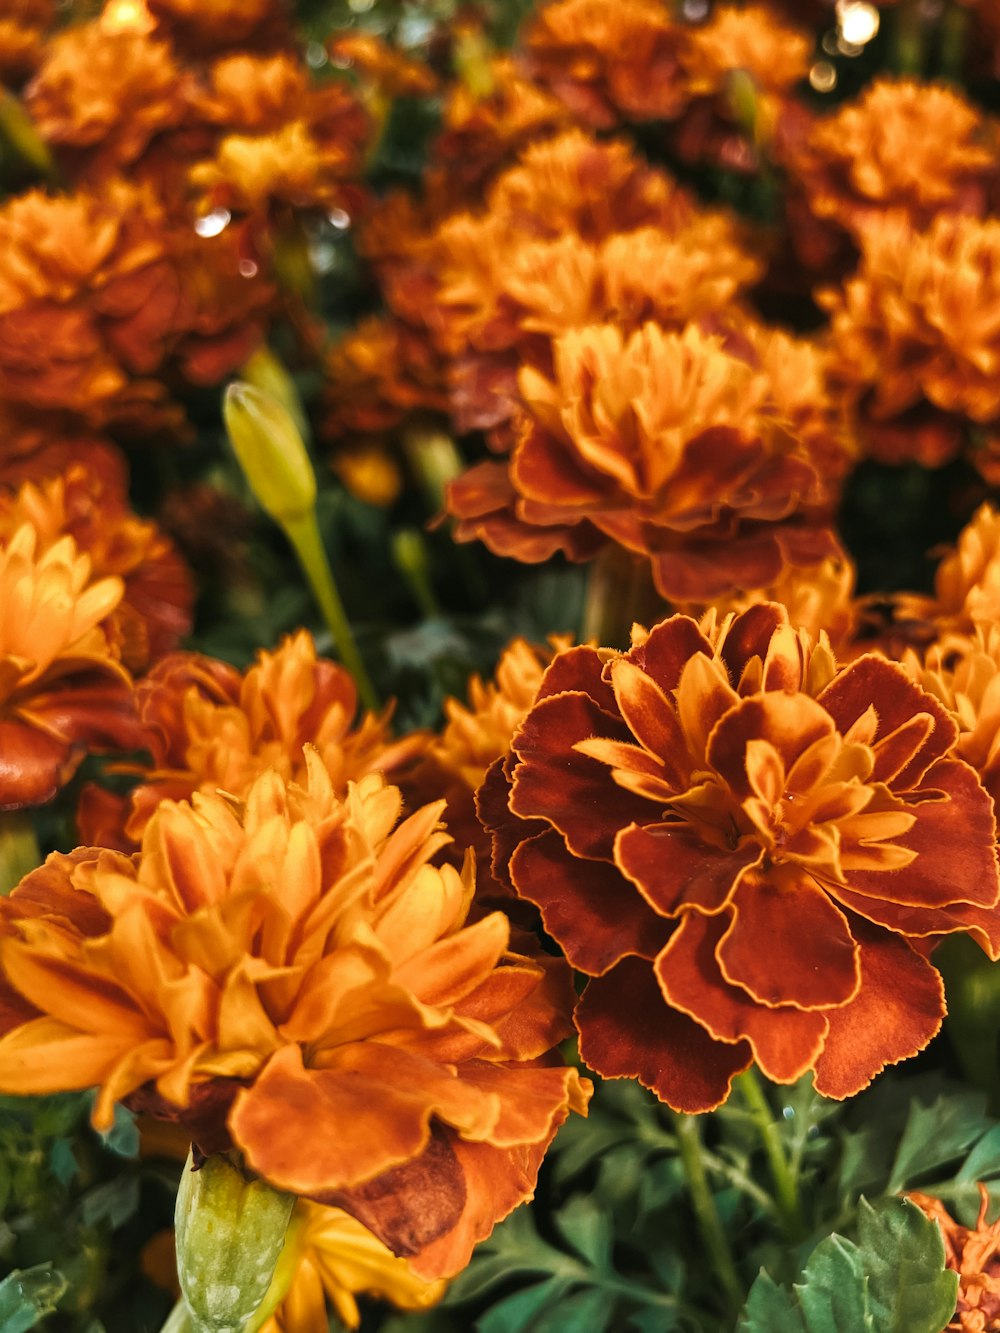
[616,821,762,916]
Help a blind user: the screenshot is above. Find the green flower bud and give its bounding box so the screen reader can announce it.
[174,1151,295,1333]
[224,381,317,528]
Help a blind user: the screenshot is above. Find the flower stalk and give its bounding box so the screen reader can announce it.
[224,381,380,712]
[737,1067,806,1241]
[671,1110,744,1320]
[0,812,41,897]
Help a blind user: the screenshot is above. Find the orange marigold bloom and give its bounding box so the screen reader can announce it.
[78,629,423,849]
[322,314,448,439]
[0,760,590,1277]
[786,79,998,244]
[144,0,290,54]
[330,33,439,100]
[894,502,1000,636]
[0,0,53,84]
[821,211,1000,471]
[901,624,1000,816]
[0,459,192,671]
[910,1185,1000,1331]
[263,1201,445,1332]
[447,321,849,601]
[519,0,687,129]
[25,20,191,180]
[681,3,811,99]
[480,603,1000,1112]
[0,523,141,809]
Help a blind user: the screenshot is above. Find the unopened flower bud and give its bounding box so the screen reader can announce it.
[174,1151,295,1333]
[224,381,316,528]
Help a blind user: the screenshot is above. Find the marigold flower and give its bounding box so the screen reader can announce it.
[0,460,192,672]
[820,211,1000,471]
[25,20,190,180]
[78,629,423,848]
[0,759,591,1277]
[681,3,811,99]
[144,0,290,54]
[910,1185,1000,1331]
[519,0,687,129]
[481,603,1000,1112]
[894,503,1000,636]
[786,79,998,243]
[330,33,439,100]
[322,315,448,439]
[262,1201,446,1332]
[0,523,141,809]
[901,625,1000,816]
[447,321,848,601]
[0,0,53,85]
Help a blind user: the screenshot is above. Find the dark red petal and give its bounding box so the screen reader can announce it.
[511,829,669,974]
[719,866,860,1009]
[812,921,945,1099]
[534,644,618,712]
[844,758,998,909]
[616,822,762,916]
[718,603,789,684]
[509,692,651,859]
[626,616,713,694]
[706,692,834,801]
[476,755,542,897]
[576,957,751,1113]
[0,719,81,809]
[655,912,829,1083]
[818,656,957,790]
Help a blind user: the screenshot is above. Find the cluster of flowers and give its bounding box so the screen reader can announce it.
[6,0,1000,1325]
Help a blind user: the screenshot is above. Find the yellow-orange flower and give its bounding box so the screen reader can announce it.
[481,604,1000,1112]
[681,3,811,99]
[78,629,424,848]
[447,320,849,601]
[0,523,140,808]
[330,33,439,100]
[0,459,192,672]
[820,211,1000,471]
[263,1201,445,1333]
[910,1185,1000,1331]
[787,79,998,242]
[901,624,1000,815]
[0,0,53,84]
[894,503,1000,636]
[144,0,289,54]
[0,759,590,1277]
[519,0,688,129]
[25,20,190,179]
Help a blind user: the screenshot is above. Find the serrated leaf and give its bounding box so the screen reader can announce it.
[858,1196,958,1333]
[80,1173,140,1229]
[793,1233,873,1333]
[739,1269,809,1333]
[888,1094,989,1192]
[475,1277,575,1333]
[97,1103,139,1160]
[955,1123,1000,1185]
[556,1196,612,1271]
[0,1264,67,1333]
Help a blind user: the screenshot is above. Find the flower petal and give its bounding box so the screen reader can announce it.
[616,821,762,917]
[576,956,752,1113]
[812,921,945,1099]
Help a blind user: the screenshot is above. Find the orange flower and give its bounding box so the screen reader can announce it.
[893,503,1000,636]
[25,20,190,180]
[263,1201,446,1332]
[322,314,448,438]
[910,1185,1000,1331]
[786,79,998,244]
[481,603,1000,1112]
[143,0,290,54]
[330,33,439,100]
[0,760,591,1277]
[519,0,687,129]
[681,3,811,99]
[0,460,192,672]
[901,624,1000,815]
[447,320,849,601]
[78,629,423,848]
[0,523,141,808]
[0,0,53,84]
[820,211,1000,472]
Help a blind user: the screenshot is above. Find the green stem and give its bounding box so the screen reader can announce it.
[737,1068,805,1241]
[283,511,380,713]
[0,811,40,895]
[891,0,927,74]
[392,528,441,620]
[940,3,969,82]
[159,1299,193,1333]
[582,545,666,648]
[671,1111,744,1321]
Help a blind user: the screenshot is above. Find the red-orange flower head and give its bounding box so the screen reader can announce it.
[0,523,141,809]
[78,629,425,850]
[910,1185,1000,1332]
[447,320,851,601]
[481,603,1000,1112]
[519,0,688,129]
[0,760,591,1278]
[25,19,190,180]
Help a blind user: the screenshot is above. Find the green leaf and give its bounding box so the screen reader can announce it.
[80,1173,140,1230]
[737,1196,957,1333]
[858,1196,958,1333]
[556,1196,612,1271]
[97,1104,139,1160]
[531,1285,617,1332]
[0,1264,67,1333]
[475,1277,575,1333]
[888,1093,989,1192]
